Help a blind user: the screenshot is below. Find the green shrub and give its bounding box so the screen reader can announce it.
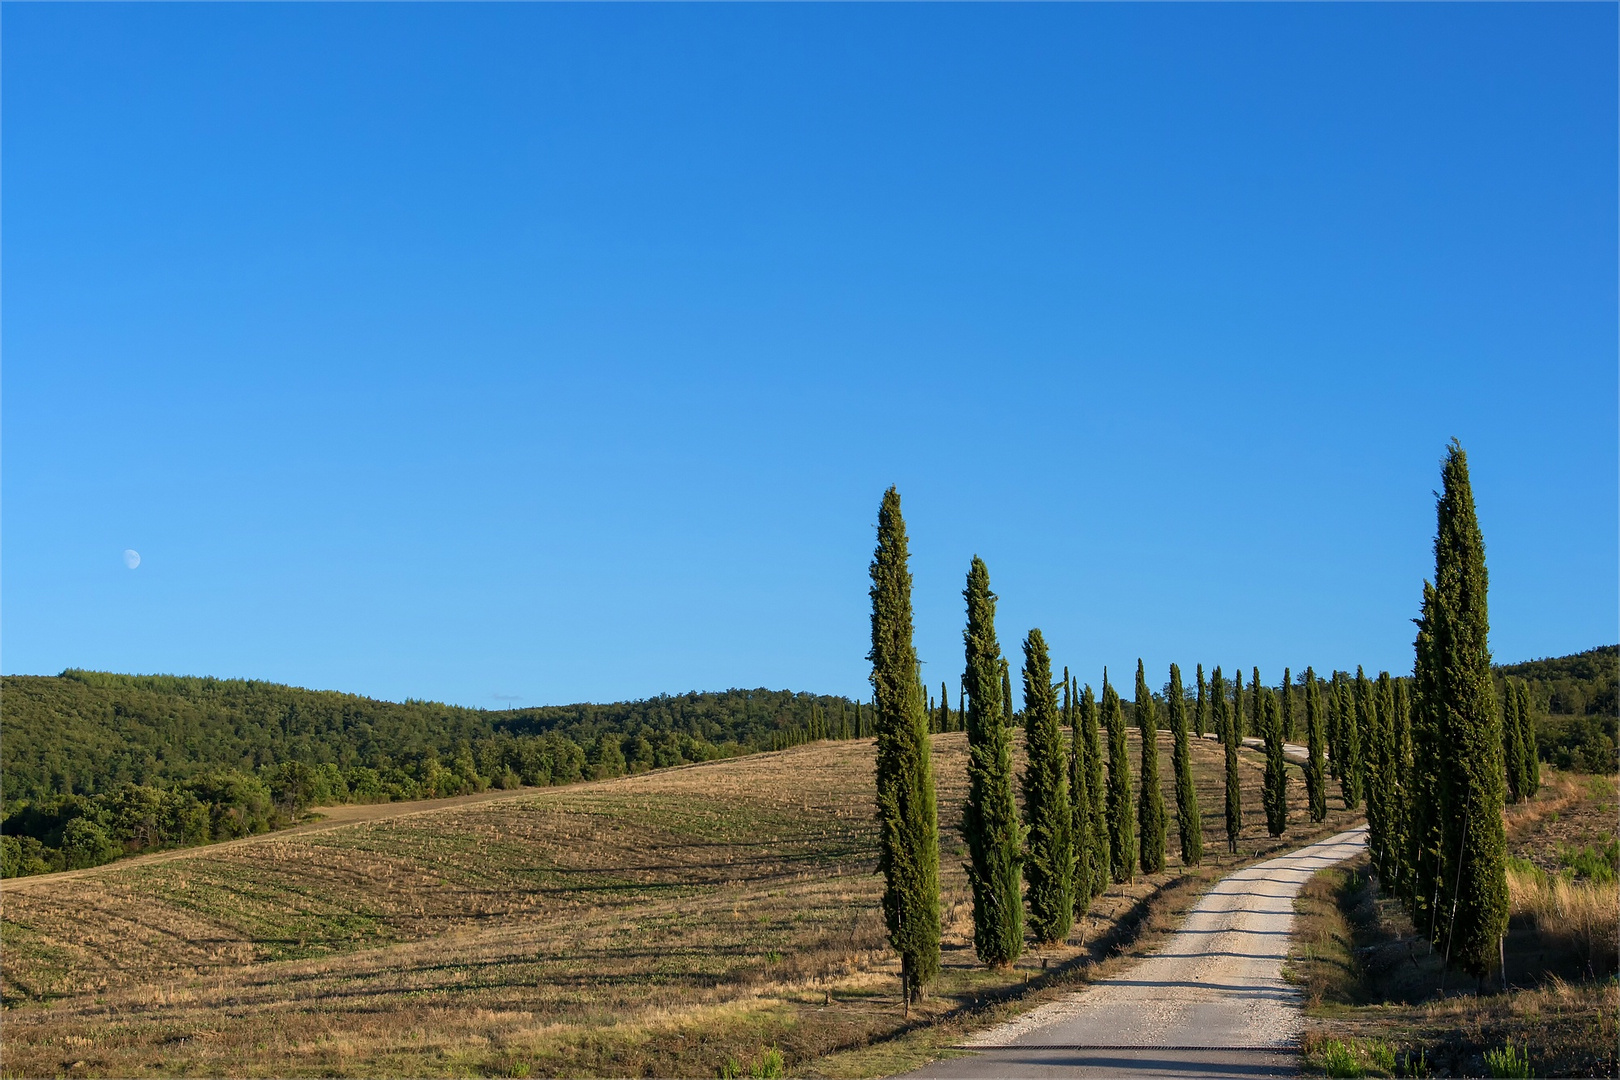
[1484,1043,1531,1079]
[1317,1039,1365,1078]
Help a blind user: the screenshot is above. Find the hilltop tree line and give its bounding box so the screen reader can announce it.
[871,442,1556,993]
[1,674,867,877]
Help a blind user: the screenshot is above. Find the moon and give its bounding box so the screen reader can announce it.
[123,549,141,570]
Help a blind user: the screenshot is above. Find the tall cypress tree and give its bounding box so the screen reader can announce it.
[1325,671,1342,781]
[1337,672,1362,809]
[959,557,1021,968]
[1250,667,1264,748]
[1069,674,1095,915]
[868,487,940,1002]
[1135,660,1166,874]
[1220,667,1242,854]
[1169,663,1202,866]
[1407,582,1444,936]
[1021,629,1073,945]
[1081,683,1108,898]
[1518,680,1540,797]
[1262,688,1287,837]
[1195,664,1208,739]
[1427,441,1508,980]
[1281,668,1295,742]
[1501,679,1523,805]
[1103,672,1134,883]
[1391,676,1414,897]
[1002,661,1014,729]
[1304,666,1328,822]
[1360,667,1386,867]
[1370,672,1401,882]
[1232,668,1246,743]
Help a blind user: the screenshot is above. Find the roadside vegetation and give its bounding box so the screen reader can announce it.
[1290,768,1619,1078]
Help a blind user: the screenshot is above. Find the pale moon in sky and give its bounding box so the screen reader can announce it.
[123,549,141,570]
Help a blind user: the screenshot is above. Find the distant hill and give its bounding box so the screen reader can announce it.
[1496,645,1618,773]
[0,670,868,877]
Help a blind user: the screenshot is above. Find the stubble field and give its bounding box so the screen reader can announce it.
[1,730,1360,1078]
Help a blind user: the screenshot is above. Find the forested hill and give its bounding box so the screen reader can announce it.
[1496,645,1618,773]
[2,670,862,806]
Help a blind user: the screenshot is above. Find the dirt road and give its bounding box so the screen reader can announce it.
[905,826,1368,1078]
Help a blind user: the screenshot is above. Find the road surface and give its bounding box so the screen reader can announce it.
[904,826,1368,1078]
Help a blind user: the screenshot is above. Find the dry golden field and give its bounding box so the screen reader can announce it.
[1,730,1361,1078]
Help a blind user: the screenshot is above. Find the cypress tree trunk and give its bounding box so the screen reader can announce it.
[1427,441,1508,980]
[1219,667,1242,854]
[1081,683,1108,898]
[1169,663,1202,866]
[1070,675,1096,915]
[1337,673,1362,809]
[959,556,1022,968]
[1195,664,1208,740]
[1135,660,1166,875]
[1262,688,1287,837]
[868,487,940,998]
[1304,666,1328,822]
[1103,672,1134,883]
[1021,629,1073,945]
[1281,668,1295,743]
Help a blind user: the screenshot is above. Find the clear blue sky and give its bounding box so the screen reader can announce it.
[4,3,1615,710]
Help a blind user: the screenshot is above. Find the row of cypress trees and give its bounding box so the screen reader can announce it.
[870,443,1533,993]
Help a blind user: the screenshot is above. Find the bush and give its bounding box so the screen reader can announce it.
[1484,1043,1531,1079]
[60,818,118,869]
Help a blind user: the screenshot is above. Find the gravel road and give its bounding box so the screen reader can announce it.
[904,826,1368,1078]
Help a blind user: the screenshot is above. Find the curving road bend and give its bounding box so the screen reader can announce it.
[906,827,1368,1079]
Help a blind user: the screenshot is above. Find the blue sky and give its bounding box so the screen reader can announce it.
[4,4,1615,710]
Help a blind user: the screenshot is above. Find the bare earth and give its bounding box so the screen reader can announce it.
[905,827,1369,1078]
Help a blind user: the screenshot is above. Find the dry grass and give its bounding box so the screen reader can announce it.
[1,729,1362,1078]
[1506,867,1619,981]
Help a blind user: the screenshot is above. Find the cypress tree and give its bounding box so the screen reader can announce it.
[959,557,1022,968]
[1501,679,1523,805]
[1081,683,1108,898]
[1169,663,1202,866]
[1370,672,1400,882]
[1195,663,1208,739]
[1518,680,1540,797]
[1250,667,1264,748]
[868,487,940,1002]
[1281,667,1295,742]
[1262,688,1287,837]
[1103,672,1134,882]
[1220,667,1242,854]
[1360,667,1386,866]
[1069,675,1096,914]
[1002,661,1014,729]
[1337,673,1362,809]
[1021,629,1073,945]
[1325,671,1342,781]
[1304,666,1328,822]
[1407,582,1444,936]
[1427,441,1508,979]
[1392,676,1414,898]
[1232,668,1246,743]
[1135,660,1166,874]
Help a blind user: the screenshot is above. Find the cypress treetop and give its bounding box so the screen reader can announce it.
[1195,664,1208,740]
